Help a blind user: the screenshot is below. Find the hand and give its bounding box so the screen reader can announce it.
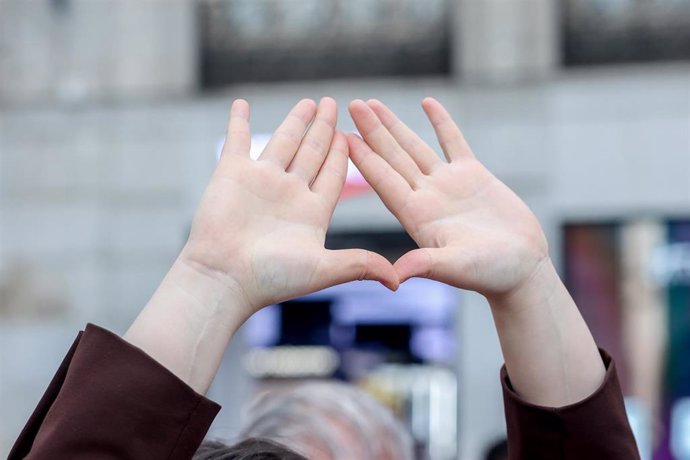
[347,98,607,408]
[180,98,398,317]
[347,98,548,300]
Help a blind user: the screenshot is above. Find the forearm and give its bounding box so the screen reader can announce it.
[487,258,606,407]
[124,253,251,394]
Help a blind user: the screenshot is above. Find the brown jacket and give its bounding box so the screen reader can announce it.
[9,324,640,459]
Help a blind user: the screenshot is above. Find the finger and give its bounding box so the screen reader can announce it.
[311,130,348,207]
[260,99,318,168]
[287,97,337,183]
[222,99,251,157]
[366,99,441,174]
[347,133,411,213]
[349,99,423,187]
[318,249,399,291]
[421,97,474,161]
[394,248,452,284]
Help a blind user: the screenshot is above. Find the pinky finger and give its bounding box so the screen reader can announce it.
[222,99,251,157]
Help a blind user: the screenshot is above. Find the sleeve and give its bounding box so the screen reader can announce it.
[8,324,221,460]
[501,349,640,460]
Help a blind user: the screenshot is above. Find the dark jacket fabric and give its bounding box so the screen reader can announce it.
[501,350,640,459]
[9,324,640,459]
[9,324,220,460]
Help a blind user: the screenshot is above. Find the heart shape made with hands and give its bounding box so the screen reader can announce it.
[181,96,548,315]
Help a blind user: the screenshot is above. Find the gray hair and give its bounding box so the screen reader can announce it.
[239,381,414,460]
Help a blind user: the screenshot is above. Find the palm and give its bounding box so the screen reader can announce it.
[182,99,397,313]
[200,158,327,297]
[348,98,547,297]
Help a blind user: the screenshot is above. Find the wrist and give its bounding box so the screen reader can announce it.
[124,257,253,394]
[171,253,255,324]
[484,256,606,406]
[486,256,560,314]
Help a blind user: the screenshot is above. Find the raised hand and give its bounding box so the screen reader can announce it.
[348,98,608,408]
[347,98,548,300]
[180,98,398,317]
[126,98,398,393]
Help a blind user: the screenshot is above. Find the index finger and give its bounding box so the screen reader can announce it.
[349,100,422,187]
[421,97,474,161]
[346,133,411,215]
[366,99,441,173]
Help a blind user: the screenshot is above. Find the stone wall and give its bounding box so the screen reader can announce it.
[0,0,198,105]
[1,65,689,458]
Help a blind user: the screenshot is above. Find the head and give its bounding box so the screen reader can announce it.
[193,438,306,460]
[239,381,414,460]
[484,438,508,460]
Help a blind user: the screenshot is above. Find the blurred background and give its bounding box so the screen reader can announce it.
[0,0,689,459]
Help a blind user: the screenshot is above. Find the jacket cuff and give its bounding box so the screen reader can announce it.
[501,349,640,459]
[12,323,221,460]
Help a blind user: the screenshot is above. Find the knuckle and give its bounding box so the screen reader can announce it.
[288,111,311,126]
[360,123,382,138]
[301,137,327,156]
[420,249,435,278]
[320,165,346,183]
[431,116,452,128]
[314,115,336,129]
[358,251,372,281]
[274,130,302,145]
[228,128,249,139]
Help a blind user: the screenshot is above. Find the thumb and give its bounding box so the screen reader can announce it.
[394,248,448,284]
[318,249,399,291]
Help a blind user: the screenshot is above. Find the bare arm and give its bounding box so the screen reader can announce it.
[11,98,399,459]
[125,98,398,394]
[348,98,605,407]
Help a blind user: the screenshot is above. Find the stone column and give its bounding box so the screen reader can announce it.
[451,0,560,84]
[0,0,198,105]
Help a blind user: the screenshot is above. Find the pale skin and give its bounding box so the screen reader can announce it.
[348,98,605,406]
[125,96,605,407]
[125,97,398,393]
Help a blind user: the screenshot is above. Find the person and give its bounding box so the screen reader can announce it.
[9,97,640,459]
[484,439,509,460]
[193,438,306,460]
[236,381,413,460]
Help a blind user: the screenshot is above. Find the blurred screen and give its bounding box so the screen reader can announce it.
[564,219,690,460]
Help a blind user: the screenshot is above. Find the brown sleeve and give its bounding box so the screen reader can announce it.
[9,324,221,460]
[501,349,640,460]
